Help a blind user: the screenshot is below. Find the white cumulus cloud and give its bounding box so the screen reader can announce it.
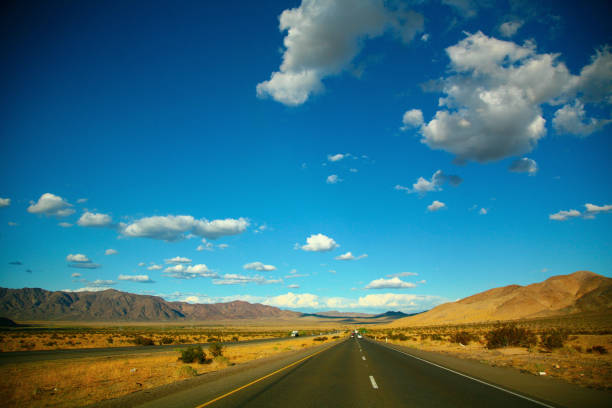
[77,212,113,227]
[147,264,162,271]
[164,264,218,279]
[499,20,523,38]
[326,174,342,184]
[335,251,367,261]
[244,261,277,271]
[427,200,446,212]
[365,277,416,289]
[395,170,462,195]
[165,256,192,264]
[105,249,118,255]
[301,233,339,252]
[549,209,581,221]
[0,197,10,207]
[119,215,249,241]
[27,193,74,217]
[327,153,346,162]
[66,254,90,263]
[256,0,423,106]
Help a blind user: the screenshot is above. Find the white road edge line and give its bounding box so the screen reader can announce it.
[371,340,555,408]
[369,375,378,389]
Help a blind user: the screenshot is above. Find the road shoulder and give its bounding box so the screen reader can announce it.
[368,338,611,408]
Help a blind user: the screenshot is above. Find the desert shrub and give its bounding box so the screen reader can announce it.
[106,337,113,344]
[485,325,537,349]
[420,334,429,340]
[209,341,224,357]
[572,345,583,353]
[44,341,57,347]
[207,337,219,343]
[179,346,207,363]
[160,336,174,344]
[231,336,239,342]
[332,336,340,339]
[177,365,198,377]
[540,329,568,350]
[313,336,328,342]
[587,345,608,354]
[132,336,155,346]
[450,331,478,344]
[213,355,230,366]
[430,334,443,341]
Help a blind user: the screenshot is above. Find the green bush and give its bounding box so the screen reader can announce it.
[179,346,206,363]
[540,329,568,350]
[485,325,536,349]
[209,341,224,357]
[176,365,198,377]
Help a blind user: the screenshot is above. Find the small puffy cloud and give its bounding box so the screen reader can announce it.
[71,273,81,278]
[244,261,277,271]
[301,233,339,252]
[401,109,424,129]
[147,264,162,271]
[549,209,581,221]
[396,170,462,195]
[118,274,154,283]
[165,256,192,264]
[326,174,342,184]
[138,262,146,267]
[442,0,479,18]
[58,222,72,228]
[90,279,115,287]
[387,272,418,278]
[66,254,90,263]
[509,158,538,175]
[349,168,358,173]
[499,20,523,38]
[119,215,249,241]
[421,33,429,42]
[0,197,10,207]
[164,264,217,279]
[335,252,367,261]
[8,221,18,226]
[27,193,74,217]
[218,244,229,250]
[285,273,309,279]
[256,0,423,106]
[77,212,113,227]
[105,249,118,256]
[584,203,612,218]
[327,153,346,162]
[76,198,88,204]
[553,101,610,137]
[479,208,488,215]
[287,284,300,289]
[213,274,282,285]
[197,242,213,251]
[365,277,416,289]
[427,200,446,212]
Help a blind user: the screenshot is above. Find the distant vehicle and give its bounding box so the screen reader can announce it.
[290,330,299,337]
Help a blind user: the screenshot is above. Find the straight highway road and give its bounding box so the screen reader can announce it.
[123,337,598,408]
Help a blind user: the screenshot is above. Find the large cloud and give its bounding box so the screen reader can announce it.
[27,193,74,217]
[301,233,339,252]
[402,33,612,162]
[119,215,249,241]
[77,212,113,227]
[256,0,423,106]
[0,197,10,207]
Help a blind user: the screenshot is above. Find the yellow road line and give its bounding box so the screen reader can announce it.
[195,341,339,408]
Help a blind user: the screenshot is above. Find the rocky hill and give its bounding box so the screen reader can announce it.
[0,287,301,322]
[389,271,612,327]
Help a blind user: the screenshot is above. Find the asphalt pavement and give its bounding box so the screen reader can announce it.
[111,336,606,408]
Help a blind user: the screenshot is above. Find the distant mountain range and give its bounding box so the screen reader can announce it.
[0,287,410,323]
[0,288,301,321]
[389,271,612,327]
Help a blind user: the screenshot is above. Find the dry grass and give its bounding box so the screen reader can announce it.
[0,336,340,408]
[0,323,341,352]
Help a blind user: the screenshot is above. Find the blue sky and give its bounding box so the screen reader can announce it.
[1,0,610,313]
